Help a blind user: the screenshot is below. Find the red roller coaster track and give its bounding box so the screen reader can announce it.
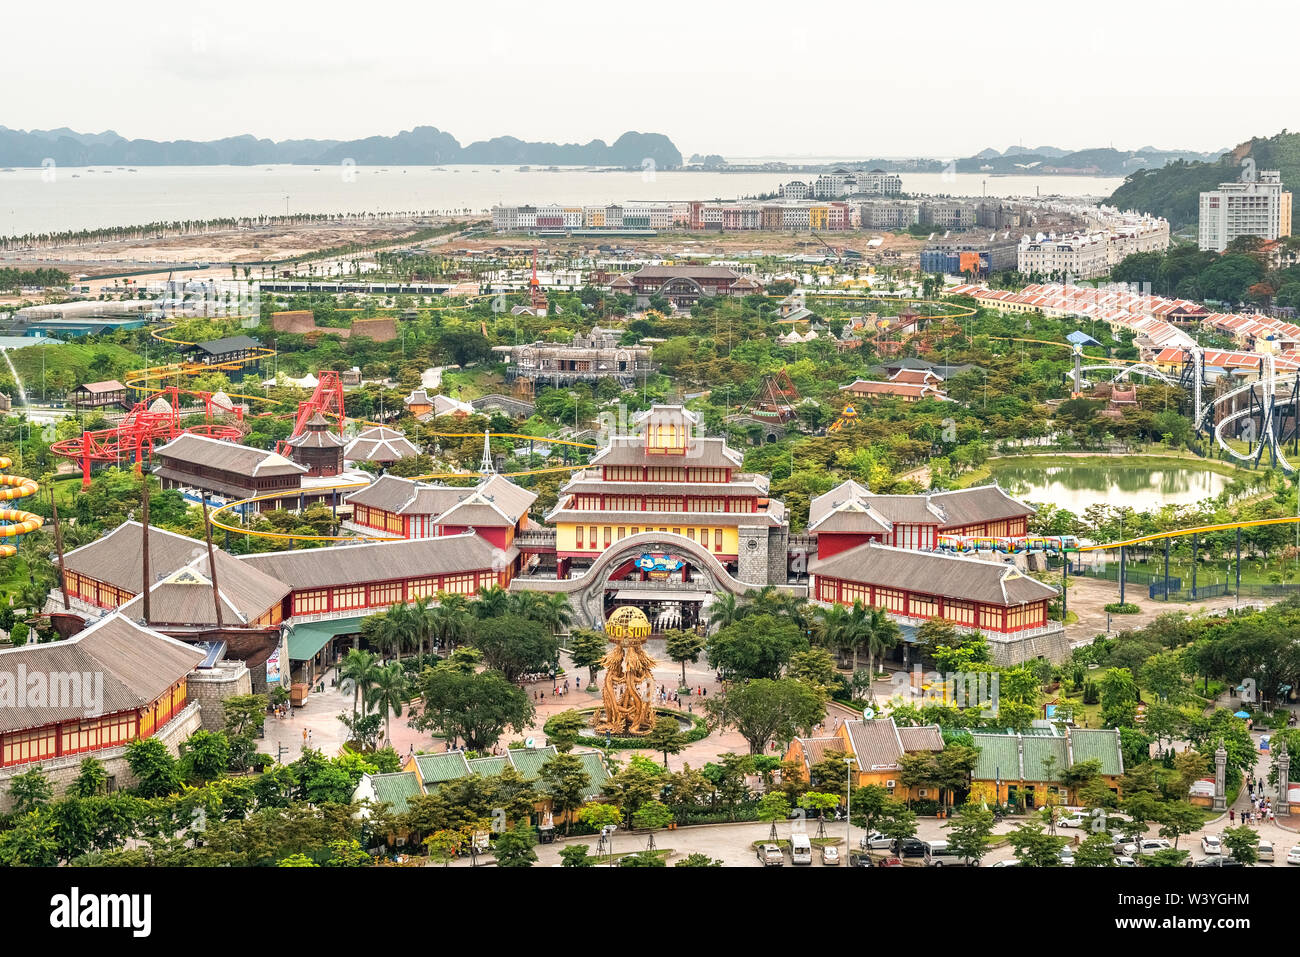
[276,370,345,456]
[51,386,247,489]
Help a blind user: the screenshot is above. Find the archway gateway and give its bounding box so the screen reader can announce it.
[511,530,761,631]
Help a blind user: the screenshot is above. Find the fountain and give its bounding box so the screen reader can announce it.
[0,348,27,408]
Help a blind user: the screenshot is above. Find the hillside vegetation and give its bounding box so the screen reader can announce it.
[1108,130,1300,229]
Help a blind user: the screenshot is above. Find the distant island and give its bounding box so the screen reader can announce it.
[0,125,684,169]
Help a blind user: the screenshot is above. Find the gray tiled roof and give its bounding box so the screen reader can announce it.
[811,542,1058,606]
[343,426,421,464]
[590,436,743,470]
[840,717,942,771]
[240,532,514,589]
[0,613,203,733]
[59,521,203,594]
[155,433,307,478]
[119,550,289,626]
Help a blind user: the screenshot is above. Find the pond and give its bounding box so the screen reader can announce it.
[988,461,1231,513]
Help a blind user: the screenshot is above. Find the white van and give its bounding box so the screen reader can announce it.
[790,834,813,865]
[924,839,975,866]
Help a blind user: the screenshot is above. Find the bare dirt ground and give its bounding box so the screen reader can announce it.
[0,220,467,274]
[1064,575,1273,645]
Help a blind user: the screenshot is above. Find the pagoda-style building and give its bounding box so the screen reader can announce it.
[545,405,788,584]
[286,412,345,477]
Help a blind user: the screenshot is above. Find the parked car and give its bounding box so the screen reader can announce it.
[790,834,813,866]
[875,855,903,867]
[896,837,927,858]
[1195,856,1242,867]
[848,851,873,868]
[1257,841,1274,863]
[756,843,784,867]
[820,844,840,866]
[1058,812,1090,829]
[1200,834,1222,855]
[1135,838,1172,855]
[1112,837,1138,857]
[990,859,1019,867]
[1115,856,1137,867]
[924,839,976,867]
[859,831,894,851]
[1287,846,1300,865]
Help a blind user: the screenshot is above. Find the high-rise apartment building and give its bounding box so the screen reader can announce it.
[1199,171,1292,252]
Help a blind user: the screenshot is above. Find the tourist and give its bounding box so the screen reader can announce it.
[1229,809,1235,823]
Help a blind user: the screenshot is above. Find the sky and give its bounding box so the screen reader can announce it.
[5,0,1296,159]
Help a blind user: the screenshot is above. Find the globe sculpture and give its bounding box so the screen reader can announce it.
[592,606,657,735]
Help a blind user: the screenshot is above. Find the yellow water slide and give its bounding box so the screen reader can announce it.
[0,456,43,558]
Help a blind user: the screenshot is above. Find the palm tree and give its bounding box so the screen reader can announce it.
[476,584,511,619]
[375,603,415,661]
[815,602,852,659]
[537,592,573,637]
[862,606,902,694]
[708,592,741,630]
[338,649,381,724]
[407,597,438,662]
[368,661,410,744]
[430,593,473,653]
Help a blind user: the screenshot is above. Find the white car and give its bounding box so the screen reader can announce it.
[1257,840,1274,863]
[1112,838,1138,857]
[1287,846,1300,866]
[1136,839,1172,855]
[1115,856,1137,867]
[990,859,1019,867]
[1201,834,1222,855]
[859,831,894,851]
[1058,812,1089,829]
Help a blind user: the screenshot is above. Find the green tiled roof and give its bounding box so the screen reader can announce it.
[467,755,510,776]
[1069,729,1124,777]
[414,752,472,784]
[972,734,1021,782]
[369,771,423,814]
[286,616,368,660]
[507,746,559,781]
[571,751,611,799]
[1021,736,1069,782]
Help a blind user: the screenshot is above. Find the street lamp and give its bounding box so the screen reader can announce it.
[844,755,856,855]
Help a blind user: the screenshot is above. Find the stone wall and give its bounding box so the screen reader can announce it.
[0,700,203,812]
[736,525,770,586]
[987,627,1071,667]
[189,662,253,731]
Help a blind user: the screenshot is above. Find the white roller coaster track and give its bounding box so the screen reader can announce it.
[1077,363,1177,386]
[1211,353,1296,473]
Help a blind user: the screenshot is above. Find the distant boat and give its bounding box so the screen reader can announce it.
[127,168,137,172]
[517,166,530,171]
[313,167,321,171]
[71,174,80,178]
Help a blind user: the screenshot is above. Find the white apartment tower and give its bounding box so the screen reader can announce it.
[1199,170,1292,252]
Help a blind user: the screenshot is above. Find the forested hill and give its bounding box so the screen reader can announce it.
[0,126,684,169]
[1107,131,1300,229]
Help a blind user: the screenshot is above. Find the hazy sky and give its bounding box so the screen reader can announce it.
[6,0,1296,158]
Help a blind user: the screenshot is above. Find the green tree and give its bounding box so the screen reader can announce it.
[471,615,559,682]
[1074,831,1118,867]
[367,660,410,744]
[125,738,183,799]
[704,677,825,754]
[664,628,705,690]
[7,766,53,814]
[1221,824,1259,865]
[643,714,688,768]
[492,822,538,868]
[414,661,534,750]
[69,758,109,798]
[546,709,589,753]
[559,843,594,867]
[1006,822,1067,867]
[568,628,608,685]
[876,801,918,856]
[675,852,723,867]
[943,804,994,865]
[705,614,806,681]
[339,648,381,724]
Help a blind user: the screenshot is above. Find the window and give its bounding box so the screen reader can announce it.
[332,585,367,611]
[293,588,330,615]
[574,526,584,548]
[371,581,403,606]
[714,529,723,551]
[979,605,1004,630]
[441,573,476,595]
[603,527,612,547]
[874,587,906,613]
[909,594,938,618]
[818,578,838,602]
[407,577,438,600]
[617,527,626,540]
[588,527,597,549]
[944,600,976,626]
[2,726,57,767]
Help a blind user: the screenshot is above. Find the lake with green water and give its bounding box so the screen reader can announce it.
[988,462,1230,513]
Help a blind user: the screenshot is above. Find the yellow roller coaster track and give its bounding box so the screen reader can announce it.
[0,456,44,559]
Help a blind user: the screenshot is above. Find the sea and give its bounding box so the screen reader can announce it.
[0,163,1126,237]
